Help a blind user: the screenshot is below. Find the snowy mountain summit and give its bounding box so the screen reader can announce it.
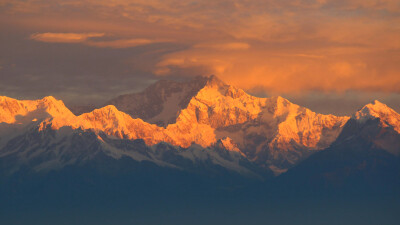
[354,100,400,133]
[0,76,399,176]
[104,75,222,127]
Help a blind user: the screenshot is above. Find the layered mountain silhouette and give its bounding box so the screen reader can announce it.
[0,76,356,176]
[1,76,399,176]
[276,101,400,194]
[1,75,399,225]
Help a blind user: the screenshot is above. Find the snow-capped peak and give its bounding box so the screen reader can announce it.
[0,96,75,124]
[101,75,227,127]
[356,100,394,117]
[353,100,400,133]
[1,77,381,174]
[203,74,227,88]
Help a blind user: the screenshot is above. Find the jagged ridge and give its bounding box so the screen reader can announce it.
[1,76,398,174]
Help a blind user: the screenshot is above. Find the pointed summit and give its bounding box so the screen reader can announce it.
[37,96,76,118]
[354,100,399,120]
[363,100,392,112]
[94,105,120,114]
[202,75,227,88]
[79,105,129,128]
[0,96,28,123]
[333,100,400,156]
[0,96,74,124]
[41,96,58,102]
[102,75,228,127]
[353,100,400,133]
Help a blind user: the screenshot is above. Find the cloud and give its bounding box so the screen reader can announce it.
[30,32,105,43]
[86,38,164,48]
[30,33,164,48]
[194,42,250,50]
[155,44,400,94]
[1,0,400,111]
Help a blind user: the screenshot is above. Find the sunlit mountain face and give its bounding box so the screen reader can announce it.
[1,1,400,225]
[0,76,400,225]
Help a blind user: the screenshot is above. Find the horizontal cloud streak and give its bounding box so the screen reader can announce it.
[30,33,164,48]
[30,32,105,43]
[86,38,164,48]
[194,42,250,50]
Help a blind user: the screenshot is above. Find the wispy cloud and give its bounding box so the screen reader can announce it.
[195,42,250,50]
[30,33,164,48]
[86,38,163,48]
[30,32,105,43]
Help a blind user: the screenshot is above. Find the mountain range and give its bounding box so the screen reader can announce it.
[1,75,399,176]
[1,75,399,225]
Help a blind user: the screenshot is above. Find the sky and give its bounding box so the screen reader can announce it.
[0,0,399,115]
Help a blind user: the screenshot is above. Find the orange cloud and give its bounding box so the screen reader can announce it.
[155,45,400,94]
[194,42,250,50]
[30,32,105,43]
[85,38,161,48]
[2,0,400,95]
[30,33,164,48]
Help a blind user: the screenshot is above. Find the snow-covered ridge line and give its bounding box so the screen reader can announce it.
[353,100,400,133]
[0,74,351,173]
[1,76,399,176]
[0,86,350,151]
